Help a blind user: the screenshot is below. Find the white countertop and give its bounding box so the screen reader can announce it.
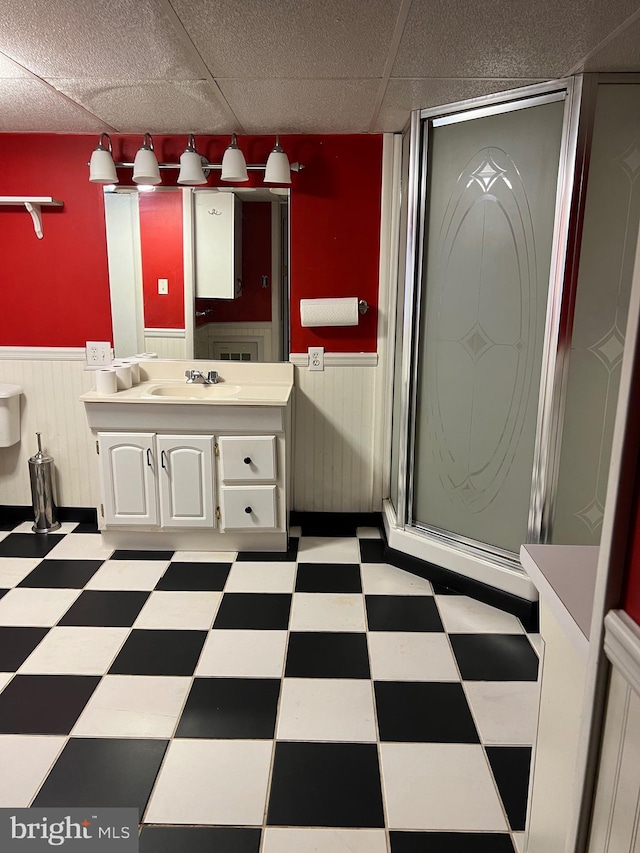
[520,544,599,659]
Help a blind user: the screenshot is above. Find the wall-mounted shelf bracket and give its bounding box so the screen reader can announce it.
[0,196,64,239]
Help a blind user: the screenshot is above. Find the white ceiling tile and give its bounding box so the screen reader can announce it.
[0,53,30,78]
[0,79,109,131]
[0,0,199,79]
[584,17,640,71]
[172,0,403,78]
[51,80,237,133]
[217,79,380,133]
[392,0,640,79]
[375,77,547,131]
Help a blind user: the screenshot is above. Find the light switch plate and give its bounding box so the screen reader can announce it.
[308,346,324,371]
[158,278,169,295]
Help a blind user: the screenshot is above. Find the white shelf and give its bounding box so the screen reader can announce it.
[0,196,64,238]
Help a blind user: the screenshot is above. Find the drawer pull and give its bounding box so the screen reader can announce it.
[244,506,252,514]
[146,448,152,467]
[244,457,252,464]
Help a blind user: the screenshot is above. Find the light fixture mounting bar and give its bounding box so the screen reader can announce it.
[107,161,303,172]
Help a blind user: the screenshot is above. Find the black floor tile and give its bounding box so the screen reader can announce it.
[375,682,479,743]
[0,522,18,531]
[359,539,386,563]
[109,629,207,676]
[431,582,460,595]
[268,742,384,827]
[0,675,100,733]
[111,549,174,561]
[236,538,299,562]
[285,632,370,678]
[156,561,232,591]
[299,516,358,537]
[0,626,49,670]
[0,589,6,600]
[139,826,261,853]
[18,559,104,589]
[0,533,65,558]
[71,520,100,533]
[0,506,32,528]
[58,590,150,627]
[33,738,168,810]
[366,595,444,631]
[176,677,281,739]
[213,593,291,630]
[295,563,362,593]
[390,832,516,852]
[450,634,539,681]
[486,746,532,831]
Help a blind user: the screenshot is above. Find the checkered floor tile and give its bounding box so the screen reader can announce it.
[0,517,539,851]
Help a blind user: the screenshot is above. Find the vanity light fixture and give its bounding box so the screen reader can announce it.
[89,133,118,184]
[88,133,300,186]
[133,133,161,185]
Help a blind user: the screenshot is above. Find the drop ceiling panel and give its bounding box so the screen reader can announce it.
[0,0,199,80]
[392,0,640,79]
[375,77,547,131]
[51,80,236,133]
[0,80,109,131]
[584,18,640,71]
[217,79,381,133]
[172,0,403,78]
[0,53,30,78]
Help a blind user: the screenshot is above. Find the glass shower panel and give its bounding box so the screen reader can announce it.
[552,84,640,544]
[412,100,565,553]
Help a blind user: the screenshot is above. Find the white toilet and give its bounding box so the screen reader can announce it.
[0,383,22,446]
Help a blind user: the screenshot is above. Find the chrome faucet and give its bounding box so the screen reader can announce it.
[185,369,219,384]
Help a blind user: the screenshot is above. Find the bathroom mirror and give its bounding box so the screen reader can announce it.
[103,186,290,362]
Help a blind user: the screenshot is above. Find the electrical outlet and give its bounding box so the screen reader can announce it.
[308,346,324,371]
[85,341,111,367]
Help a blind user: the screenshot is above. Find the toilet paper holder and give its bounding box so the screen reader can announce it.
[358,300,369,315]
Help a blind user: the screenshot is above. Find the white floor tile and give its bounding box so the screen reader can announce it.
[529,633,543,656]
[45,534,114,561]
[0,558,41,588]
[277,679,377,742]
[361,563,433,596]
[0,588,79,626]
[464,681,540,744]
[18,626,128,675]
[356,527,382,539]
[262,828,388,853]
[72,675,191,738]
[381,742,508,831]
[367,632,459,681]
[289,526,302,538]
[12,522,79,534]
[171,550,237,562]
[225,562,297,593]
[0,673,13,692]
[297,537,361,563]
[145,739,272,825]
[513,832,527,852]
[195,630,288,678]
[290,593,366,632]
[436,596,524,634]
[0,531,8,544]
[0,736,67,807]
[133,591,222,630]
[85,560,169,591]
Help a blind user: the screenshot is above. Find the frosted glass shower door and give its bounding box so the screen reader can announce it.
[412,99,565,554]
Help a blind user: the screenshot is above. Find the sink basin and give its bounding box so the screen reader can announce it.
[145,383,241,400]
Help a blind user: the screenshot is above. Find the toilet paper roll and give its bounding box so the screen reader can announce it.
[95,368,117,395]
[112,363,132,391]
[120,359,140,385]
[300,297,359,327]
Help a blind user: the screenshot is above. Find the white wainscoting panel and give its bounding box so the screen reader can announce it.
[292,362,378,512]
[143,333,187,360]
[0,358,98,507]
[588,611,640,853]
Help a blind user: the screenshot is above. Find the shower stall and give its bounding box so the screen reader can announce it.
[386,75,640,603]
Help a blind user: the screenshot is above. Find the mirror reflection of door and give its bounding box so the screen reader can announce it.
[103,186,289,362]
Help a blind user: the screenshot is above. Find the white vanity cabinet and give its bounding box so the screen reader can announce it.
[98,432,215,529]
[218,435,278,530]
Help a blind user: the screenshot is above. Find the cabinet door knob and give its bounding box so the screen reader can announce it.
[243,457,252,464]
[244,506,252,514]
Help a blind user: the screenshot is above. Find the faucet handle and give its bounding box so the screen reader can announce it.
[206,370,219,384]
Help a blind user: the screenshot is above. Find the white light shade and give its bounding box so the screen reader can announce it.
[264,135,291,184]
[133,133,161,185]
[221,134,248,182]
[89,133,118,184]
[178,134,207,185]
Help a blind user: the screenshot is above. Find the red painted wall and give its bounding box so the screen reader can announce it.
[0,133,382,352]
[624,485,640,625]
[139,192,184,329]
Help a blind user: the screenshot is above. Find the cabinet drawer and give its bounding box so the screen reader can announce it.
[220,486,277,530]
[218,435,277,482]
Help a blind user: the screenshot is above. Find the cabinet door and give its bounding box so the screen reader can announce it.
[157,435,215,528]
[218,435,277,482]
[220,485,277,530]
[194,191,242,299]
[99,432,158,526]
